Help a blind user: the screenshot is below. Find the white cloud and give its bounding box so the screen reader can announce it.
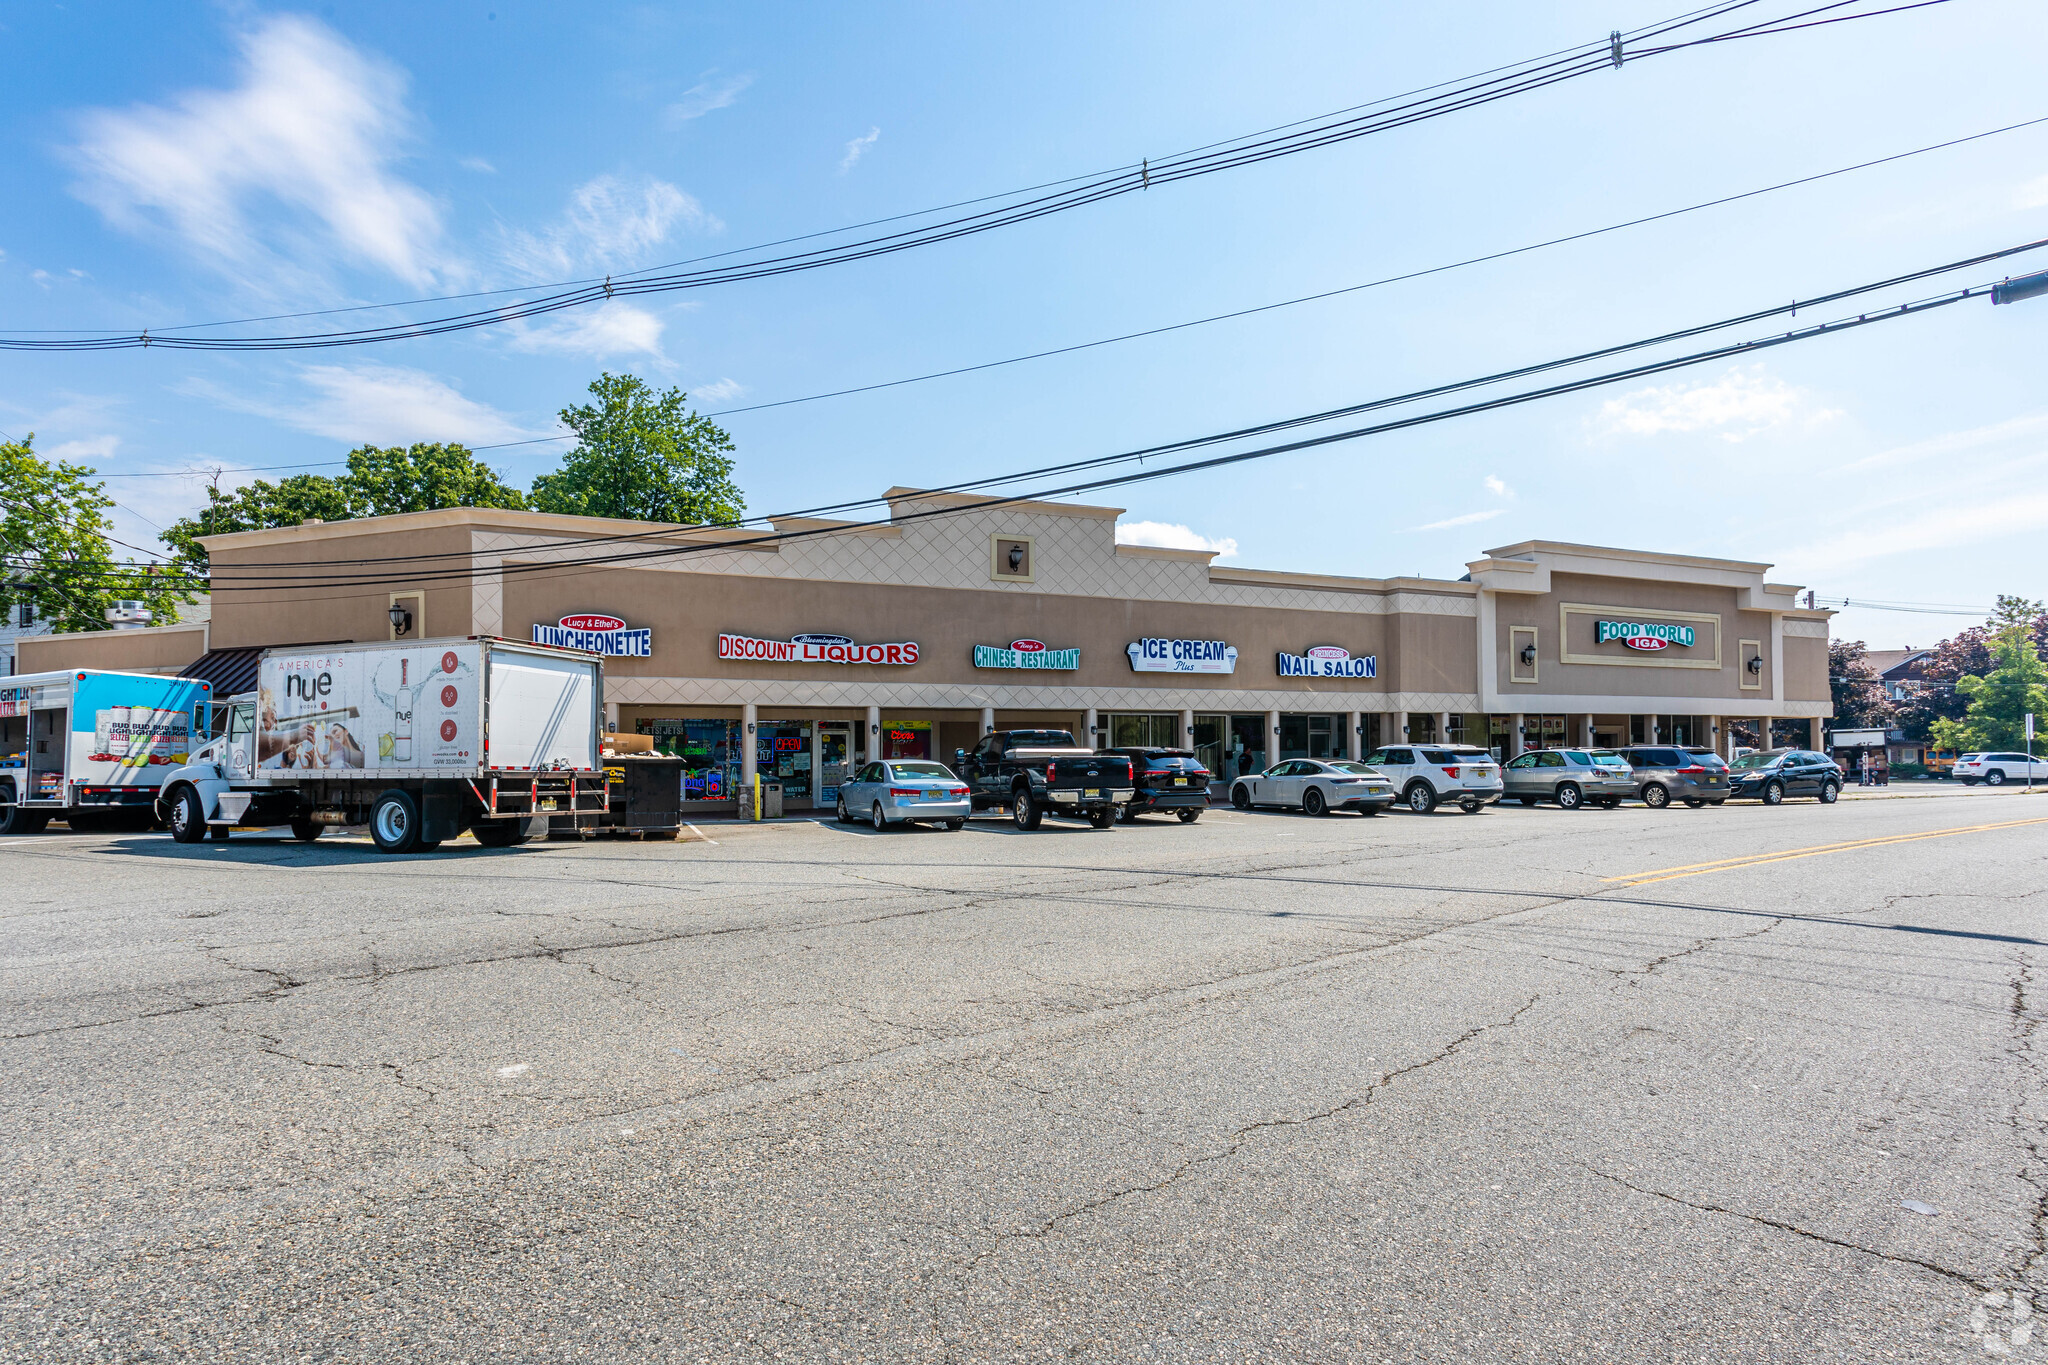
[1838,410,2048,474]
[508,301,667,358]
[1594,364,1841,443]
[691,378,744,404]
[665,72,752,126]
[183,364,534,447]
[500,174,716,281]
[1789,484,2048,572]
[1116,520,1238,559]
[44,435,121,462]
[1484,474,1512,497]
[839,127,880,174]
[68,15,449,291]
[1407,508,1505,532]
[459,156,496,174]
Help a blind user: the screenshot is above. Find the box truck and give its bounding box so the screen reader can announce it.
[155,636,606,853]
[0,669,215,834]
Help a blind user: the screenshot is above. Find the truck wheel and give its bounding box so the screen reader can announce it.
[471,818,526,847]
[167,785,208,844]
[1088,806,1115,829]
[0,803,50,835]
[64,810,107,834]
[1012,788,1042,830]
[371,788,425,853]
[289,817,323,842]
[1177,808,1201,823]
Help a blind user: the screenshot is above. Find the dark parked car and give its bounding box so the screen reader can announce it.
[1727,748,1842,805]
[1615,745,1731,809]
[1107,747,1211,822]
[954,730,1136,830]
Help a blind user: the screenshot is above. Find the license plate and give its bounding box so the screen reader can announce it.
[1174,777,1188,786]
[1085,788,1101,797]
[538,798,558,811]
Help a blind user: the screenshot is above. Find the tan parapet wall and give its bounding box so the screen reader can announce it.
[16,621,209,675]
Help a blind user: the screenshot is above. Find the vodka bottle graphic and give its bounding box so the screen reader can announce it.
[392,657,414,764]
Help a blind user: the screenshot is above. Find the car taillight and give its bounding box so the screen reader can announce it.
[1443,767,1459,778]
[1677,765,1705,774]
[1046,762,1056,786]
[950,786,969,797]
[1124,759,1135,781]
[890,788,919,798]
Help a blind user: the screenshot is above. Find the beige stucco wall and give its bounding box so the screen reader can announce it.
[16,623,208,675]
[207,524,476,649]
[1494,572,1779,703]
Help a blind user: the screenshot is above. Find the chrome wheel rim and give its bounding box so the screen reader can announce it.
[374,801,408,845]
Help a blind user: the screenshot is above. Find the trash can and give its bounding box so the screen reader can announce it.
[760,780,783,819]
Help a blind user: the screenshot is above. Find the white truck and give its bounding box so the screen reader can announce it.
[0,668,216,835]
[156,636,607,853]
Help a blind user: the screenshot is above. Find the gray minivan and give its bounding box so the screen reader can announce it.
[1614,746,1730,809]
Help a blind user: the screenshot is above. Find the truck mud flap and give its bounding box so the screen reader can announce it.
[422,781,467,843]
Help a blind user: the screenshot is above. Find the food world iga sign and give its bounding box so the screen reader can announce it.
[1126,638,1238,674]
[533,614,651,657]
[973,639,1080,670]
[718,632,920,665]
[1276,645,1377,678]
[1595,620,1696,652]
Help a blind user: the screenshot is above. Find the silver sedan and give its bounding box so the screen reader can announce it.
[835,760,971,830]
[1230,759,1398,815]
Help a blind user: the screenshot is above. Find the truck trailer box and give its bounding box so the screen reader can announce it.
[0,668,214,833]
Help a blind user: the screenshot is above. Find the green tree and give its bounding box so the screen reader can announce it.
[1828,639,1895,731]
[530,373,744,524]
[161,443,525,573]
[0,434,191,632]
[342,442,527,518]
[1953,595,2048,751]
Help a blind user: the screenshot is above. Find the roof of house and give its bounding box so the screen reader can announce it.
[1864,648,1932,678]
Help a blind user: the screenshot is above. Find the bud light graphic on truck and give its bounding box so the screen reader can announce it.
[70,673,210,786]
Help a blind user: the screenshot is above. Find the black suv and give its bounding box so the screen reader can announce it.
[1107,747,1211,822]
[1727,749,1842,805]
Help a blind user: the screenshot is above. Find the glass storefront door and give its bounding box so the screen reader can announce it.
[883,720,930,760]
[817,723,852,810]
[1278,714,1339,760]
[1224,714,1267,781]
[639,717,741,803]
[763,722,814,806]
[1193,714,1226,779]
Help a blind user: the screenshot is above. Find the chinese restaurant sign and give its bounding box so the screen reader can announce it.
[972,640,1080,670]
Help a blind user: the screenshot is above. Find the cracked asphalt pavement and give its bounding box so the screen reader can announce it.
[5,789,2048,1362]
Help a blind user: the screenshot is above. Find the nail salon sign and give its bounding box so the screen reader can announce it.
[1276,645,1377,678]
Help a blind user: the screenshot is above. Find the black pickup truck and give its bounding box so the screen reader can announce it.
[954,730,1137,830]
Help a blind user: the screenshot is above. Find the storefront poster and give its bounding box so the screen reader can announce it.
[973,640,1080,670]
[637,717,740,800]
[1127,638,1238,674]
[1595,620,1695,651]
[718,632,919,665]
[533,613,651,657]
[1276,645,1376,678]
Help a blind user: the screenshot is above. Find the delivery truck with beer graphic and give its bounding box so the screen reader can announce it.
[154,636,607,853]
[0,669,214,834]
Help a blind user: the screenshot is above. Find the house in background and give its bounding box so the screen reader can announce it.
[1861,646,1936,766]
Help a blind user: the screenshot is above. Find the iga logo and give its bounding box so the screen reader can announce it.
[1625,636,1669,652]
[559,614,625,633]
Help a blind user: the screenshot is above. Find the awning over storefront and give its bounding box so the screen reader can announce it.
[177,646,262,698]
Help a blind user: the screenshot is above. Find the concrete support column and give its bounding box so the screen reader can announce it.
[605,700,620,732]
[1389,709,1406,748]
[1266,709,1281,766]
[1581,714,1595,747]
[1346,710,1362,761]
[1180,708,1195,749]
[1756,716,1771,751]
[1649,715,1660,743]
[1085,706,1099,749]
[864,705,881,761]
[980,706,995,736]
[741,703,759,816]
[1508,712,1525,759]
[1810,717,1825,752]
[1437,712,1453,747]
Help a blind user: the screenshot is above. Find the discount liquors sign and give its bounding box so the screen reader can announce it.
[533,614,651,657]
[717,632,920,665]
[1595,620,1696,652]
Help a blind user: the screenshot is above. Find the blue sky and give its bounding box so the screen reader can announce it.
[2,1,2044,648]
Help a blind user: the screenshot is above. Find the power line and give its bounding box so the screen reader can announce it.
[3,1,1947,354]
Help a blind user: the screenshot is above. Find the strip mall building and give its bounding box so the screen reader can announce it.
[25,489,1835,814]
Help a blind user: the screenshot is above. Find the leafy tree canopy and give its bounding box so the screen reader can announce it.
[529,373,744,525]
[162,443,525,573]
[1827,639,1895,731]
[0,434,191,632]
[1953,595,2048,752]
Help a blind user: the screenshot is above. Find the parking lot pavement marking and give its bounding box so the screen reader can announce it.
[1603,815,2048,887]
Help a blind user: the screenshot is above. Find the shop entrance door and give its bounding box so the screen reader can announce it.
[817,723,852,811]
[762,722,814,808]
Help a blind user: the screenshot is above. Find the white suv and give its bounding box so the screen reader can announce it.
[1954,752,2048,786]
[1363,744,1503,814]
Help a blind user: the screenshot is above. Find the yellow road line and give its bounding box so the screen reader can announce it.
[1604,816,2048,888]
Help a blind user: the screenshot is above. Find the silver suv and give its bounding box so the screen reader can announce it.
[1363,744,1502,814]
[1503,748,1636,809]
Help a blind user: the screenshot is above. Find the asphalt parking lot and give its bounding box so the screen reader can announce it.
[5,787,2047,1362]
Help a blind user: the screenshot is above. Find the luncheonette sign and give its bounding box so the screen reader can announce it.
[534,613,652,657]
[973,639,1080,670]
[1595,620,1695,652]
[1127,638,1238,674]
[718,632,920,665]
[1277,645,1376,678]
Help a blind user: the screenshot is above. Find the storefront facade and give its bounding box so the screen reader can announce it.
[71,488,1832,812]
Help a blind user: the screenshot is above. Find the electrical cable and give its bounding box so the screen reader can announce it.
[3,0,1945,354]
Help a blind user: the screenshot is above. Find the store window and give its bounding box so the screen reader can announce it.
[1223,714,1268,780]
[1192,714,1226,779]
[762,722,815,805]
[637,718,741,802]
[1106,713,1180,748]
[883,720,930,760]
[1278,714,1339,760]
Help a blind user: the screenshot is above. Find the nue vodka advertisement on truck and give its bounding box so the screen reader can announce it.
[257,643,481,772]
